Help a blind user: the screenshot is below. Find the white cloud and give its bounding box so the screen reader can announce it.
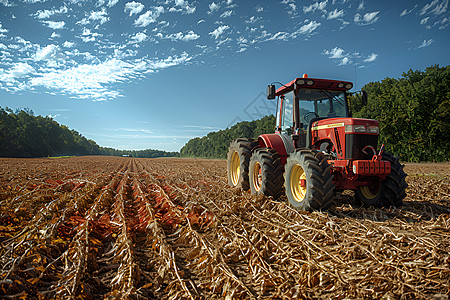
[0,0,14,7]
[420,17,430,24]
[328,9,344,19]
[28,53,191,101]
[287,3,297,15]
[216,37,232,47]
[79,28,102,42]
[0,62,35,83]
[323,47,379,66]
[266,31,289,41]
[43,21,65,29]
[437,16,449,29]
[323,47,345,58]
[34,44,60,61]
[209,2,220,13]
[131,32,147,43]
[418,38,434,48]
[246,16,260,24]
[170,0,196,14]
[400,4,418,16]
[162,30,200,42]
[303,0,328,13]
[295,20,321,35]
[184,5,196,14]
[421,0,448,16]
[51,32,61,38]
[357,1,364,10]
[209,25,229,39]
[147,52,191,70]
[0,23,9,33]
[96,0,119,6]
[134,7,164,27]
[63,41,75,48]
[338,57,349,66]
[363,53,377,62]
[33,6,68,19]
[124,1,145,16]
[89,8,109,24]
[107,0,119,7]
[354,11,380,25]
[220,10,233,18]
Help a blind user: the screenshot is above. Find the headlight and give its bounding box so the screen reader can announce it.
[338,83,344,88]
[368,126,379,133]
[345,83,353,89]
[296,79,305,85]
[306,80,314,85]
[345,125,366,133]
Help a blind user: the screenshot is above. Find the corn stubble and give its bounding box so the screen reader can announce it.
[0,157,449,299]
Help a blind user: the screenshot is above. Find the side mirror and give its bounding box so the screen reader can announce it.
[360,91,368,106]
[267,85,276,100]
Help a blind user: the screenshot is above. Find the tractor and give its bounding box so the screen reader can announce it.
[227,74,408,211]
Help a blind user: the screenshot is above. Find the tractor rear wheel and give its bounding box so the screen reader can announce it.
[284,149,334,211]
[227,138,259,190]
[355,152,407,207]
[249,148,284,198]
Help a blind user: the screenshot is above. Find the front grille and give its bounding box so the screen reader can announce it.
[345,134,378,159]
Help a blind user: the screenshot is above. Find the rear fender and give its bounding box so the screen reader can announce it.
[258,133,291,165]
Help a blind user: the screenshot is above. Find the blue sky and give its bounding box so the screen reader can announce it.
[0,0,449,152]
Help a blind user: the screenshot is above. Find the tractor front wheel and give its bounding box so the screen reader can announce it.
[227,138,259,190]
[249,148,284,198]
[355,152,407,207]
[284,149,334,211]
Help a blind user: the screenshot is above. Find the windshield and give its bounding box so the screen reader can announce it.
[297,89,347,128]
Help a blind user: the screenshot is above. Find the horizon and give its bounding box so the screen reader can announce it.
[1,0,449,152]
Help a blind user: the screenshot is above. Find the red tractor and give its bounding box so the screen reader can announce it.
[227,74,407,210]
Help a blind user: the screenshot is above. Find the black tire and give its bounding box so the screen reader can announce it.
[249,148,284,199]
[355,152,408,207]
[227,138,259,190]
[284,149,334,211]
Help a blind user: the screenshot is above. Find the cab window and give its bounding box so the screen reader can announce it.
[297,89,347,126]
[281,91,293,134]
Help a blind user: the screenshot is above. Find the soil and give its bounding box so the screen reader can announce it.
[0,156,448,299]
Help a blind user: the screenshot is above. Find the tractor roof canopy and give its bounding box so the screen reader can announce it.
[276,75,353,97]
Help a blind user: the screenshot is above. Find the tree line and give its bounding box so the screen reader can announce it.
[181,65,449,162]
[180,115,275,158]
[0,107,178,158]
[350,64,449,162]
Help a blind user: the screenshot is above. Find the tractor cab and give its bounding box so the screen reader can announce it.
[268,74,354,149]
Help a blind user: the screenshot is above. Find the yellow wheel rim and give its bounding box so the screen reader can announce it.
[290,164,307,202]
[252,162,262,191]
[230,151,240,186]
[360,185,379,200]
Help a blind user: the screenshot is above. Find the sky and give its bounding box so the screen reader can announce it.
[0,0,449,152]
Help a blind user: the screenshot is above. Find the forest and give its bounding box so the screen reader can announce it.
[0,107,178,158]
[181,65,449,162]
[180,115,276,158]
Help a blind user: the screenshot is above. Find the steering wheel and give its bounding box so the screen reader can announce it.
[304,111,319,122]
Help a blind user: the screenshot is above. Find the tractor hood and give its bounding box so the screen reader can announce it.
[312,118,379,134]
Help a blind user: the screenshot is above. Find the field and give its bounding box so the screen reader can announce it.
[0,156,449,299]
